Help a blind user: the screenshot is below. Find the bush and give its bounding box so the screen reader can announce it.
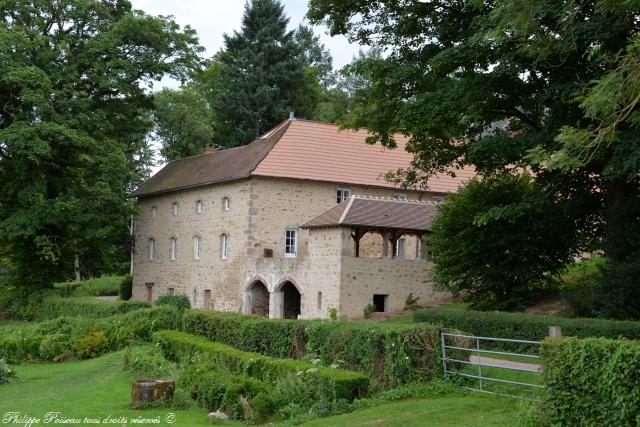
[363,304,376,319]
[155,295,190,311]
[119,275,133,301]
[179,363,269,420]
[123,344,175,378]
[0,306,181,363]
[54,275,124,297]
[413,307,640,345]
[37,297,148,320]
[154,330,368,402]
[0,358,14,384]
[182,310,448,390]
[557,257,603,317]
[540,337,640,426]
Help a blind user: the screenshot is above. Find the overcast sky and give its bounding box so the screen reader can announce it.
[130,0,364,90]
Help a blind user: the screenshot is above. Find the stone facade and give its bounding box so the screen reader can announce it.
[133,175,450,319]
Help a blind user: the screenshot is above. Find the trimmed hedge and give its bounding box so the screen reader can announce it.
[0,306,180,363]
[154,330,369,401]
[53,276,125,297]
[413,308,640,342]
[179,363,269,420]
[541,337,640,426]
[182,310,447,389]
[37,297,149,320]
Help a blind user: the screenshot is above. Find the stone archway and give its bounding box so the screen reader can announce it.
[246,280,270,317]
[278,281,301,319]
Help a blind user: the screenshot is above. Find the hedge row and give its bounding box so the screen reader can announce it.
[37,297,149,320]
[541,337,640,426]
[182,310,449,389]
[154,330,369,401]
[413,308,640,342]
[0,306,180,363]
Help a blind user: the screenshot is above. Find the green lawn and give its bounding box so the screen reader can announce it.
[1,351,210,426]
[1,351,527,427]
[299,395,522,426]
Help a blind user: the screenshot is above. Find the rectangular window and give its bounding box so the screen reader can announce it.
[285,229,297,257]
[196,200,203,214]
[193,236,201,260]
[170,238,177,260]
[221,234,229,260]
[337,188,351,204]
[148,239,155,261]
[317,292,322,310]
[394,238,405,259]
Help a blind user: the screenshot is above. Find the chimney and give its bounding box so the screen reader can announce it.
[288,111,296,121]
[202,147,217,155]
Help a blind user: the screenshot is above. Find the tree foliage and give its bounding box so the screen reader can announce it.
[428,174,578,310]
[0,0,202,286]
[309,0,640,316]
[212,0,322,147]
[153,86,214,161]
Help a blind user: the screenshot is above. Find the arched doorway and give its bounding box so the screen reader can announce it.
[247,281,269,316]
[280,281,301,319]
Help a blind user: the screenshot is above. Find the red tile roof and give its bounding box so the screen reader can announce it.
[132,119,473,197]
[302,196,438,232]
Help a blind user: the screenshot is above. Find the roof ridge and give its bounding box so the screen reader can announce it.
[338,196,357,224]
[352,194,436,205]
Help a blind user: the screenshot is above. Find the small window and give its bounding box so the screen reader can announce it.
[193,235,201,260]
[220,234,229,260]
[393,193,408,201]
[222,197,230,211]
[432,197,444,204]
[317,292,322,310]
[192,288,197,307]
[337,188,351,204]
[170,237,177,260]
[285,229,297,257]
[147,238,155,260]
[394,238,405,259]
[151,206,157,218]
[196,200,203,214]
[168,287,175,296]
[172,202,179,216]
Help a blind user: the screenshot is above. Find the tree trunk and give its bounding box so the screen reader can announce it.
[603,179,640,265]
[74,254,81,282]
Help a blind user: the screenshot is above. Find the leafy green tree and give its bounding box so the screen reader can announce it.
[295,24,335,89]
[0,0,202,286]
[153,86,215,161]
[309,0,639,316]
[212,0,320,147]
[428,174,579,310]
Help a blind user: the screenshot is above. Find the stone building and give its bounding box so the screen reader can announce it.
[131,118,472,319]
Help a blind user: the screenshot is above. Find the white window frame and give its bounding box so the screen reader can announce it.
[222,197,230,211]
[220,234,229,260]
[151,206,157,218]
[148,238,155,260]
[284,229,298,257]
[337,187,351,204]
[394,237,405,259]
[394,193,408,201]
[170,237,177,261]
[172,202,179,216]
[196,200,203,214]
[193,235,201,260]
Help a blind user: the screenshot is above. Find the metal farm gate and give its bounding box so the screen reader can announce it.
[440,332,544,399]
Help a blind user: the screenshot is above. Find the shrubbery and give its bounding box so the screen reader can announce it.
[0,306,181,363]
[123,344,175,378]
[557,257,603,317]
[37,297,148,320]
[540,337,640,426]
[413,308,640,344]
[182,310,447,390]
[154,330,369,401]
[119,276,133,301]
[155,295,190,311]
[53,276,124,297]
[179,363,270,421]
[0,358,14,384]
